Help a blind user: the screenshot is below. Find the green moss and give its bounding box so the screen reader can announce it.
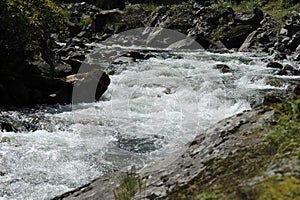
[255,176,300,200]
[265,78,284,87]
[168,97,300,199]
[141,3,161,12]
[211,27,224,42]
[79,15,92,27]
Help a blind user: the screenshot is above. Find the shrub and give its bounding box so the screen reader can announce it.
[0,0,66,69]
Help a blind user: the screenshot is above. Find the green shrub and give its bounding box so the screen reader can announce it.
[0,0,67,68]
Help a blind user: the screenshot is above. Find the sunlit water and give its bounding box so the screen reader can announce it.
[0,50,293,199]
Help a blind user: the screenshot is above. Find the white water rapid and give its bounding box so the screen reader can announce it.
[0,49,290,200]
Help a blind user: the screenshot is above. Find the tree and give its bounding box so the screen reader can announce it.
[0,0,66,70]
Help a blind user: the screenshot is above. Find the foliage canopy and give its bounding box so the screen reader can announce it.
[0,0,66,68]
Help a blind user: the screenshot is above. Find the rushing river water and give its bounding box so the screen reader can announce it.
[0,48,293,199]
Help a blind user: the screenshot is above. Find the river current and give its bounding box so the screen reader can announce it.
[0,48,292,199]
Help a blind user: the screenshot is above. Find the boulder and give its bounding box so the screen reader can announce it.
[234,8,264,26]
[286,32,300,52]
[68,70,110,104]
[93,10,124,33]
[222,8,264,49]
[220,24,253,49]
[214,64,232,73]
[266,61,283,69]
[0,68,110,106]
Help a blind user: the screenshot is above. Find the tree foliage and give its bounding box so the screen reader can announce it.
[0,0,66,68]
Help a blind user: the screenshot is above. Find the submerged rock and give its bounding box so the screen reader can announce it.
[214,64,232,73]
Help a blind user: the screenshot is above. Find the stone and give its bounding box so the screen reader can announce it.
[54,62,74,77]
[220,24,253,49]
[274,53,287,60]
[93,10,124,33]
[266,61,283,69]
[214,64,232,73]
[238,30,257,51]
[70,70,110,103]
[234,8,264,26]
[287,32,300,52]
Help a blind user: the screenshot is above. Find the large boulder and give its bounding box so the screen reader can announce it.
[234,8,264,26]
[221,8,264,49]
[220,24,253,49]
[0,67,110,106]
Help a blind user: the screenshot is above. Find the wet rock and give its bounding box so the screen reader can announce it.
[266,61,283,69]
[214,64,232,73]
[274,64,300,76]
[283,64,294,71]
[69,70,110,103]
[275,69,288,75]
[286,32,300,52]
[0,112,38,132]
[0,64,110,106]
[0,121,16,132]
[274,53,287,60]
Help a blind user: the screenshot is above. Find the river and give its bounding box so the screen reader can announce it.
[0,46,291,199]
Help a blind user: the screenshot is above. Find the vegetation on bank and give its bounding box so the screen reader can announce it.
[0,0,67,68]
[168,96,300,199]
[114,172,147,200]
[215,0,300,21]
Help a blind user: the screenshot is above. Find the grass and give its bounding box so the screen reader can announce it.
[211,27,224,42]
[214,0,300,21]
[141,3,161,12]
[167,96,300,199]
[114,172,146,200]
[79,15,92,27]
[254,176,300,200]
